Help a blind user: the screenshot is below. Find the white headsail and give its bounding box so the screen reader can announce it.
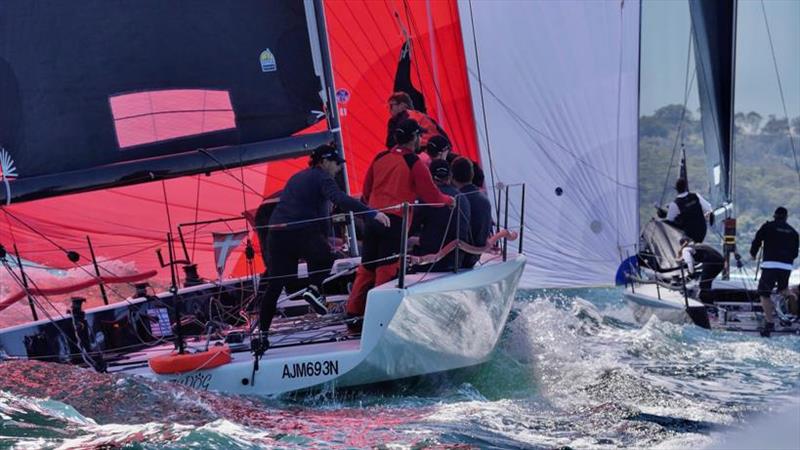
[459,0,641,287]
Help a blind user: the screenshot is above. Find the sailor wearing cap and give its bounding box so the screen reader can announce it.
[345,118,455,327]
[750,207,799,337]
[254,144,390,355]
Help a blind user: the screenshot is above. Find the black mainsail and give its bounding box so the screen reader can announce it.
[0,0,331,204]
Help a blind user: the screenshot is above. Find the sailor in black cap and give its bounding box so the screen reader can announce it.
[253,144,390,355]
[425,135,451,162]
[750,206,799,337]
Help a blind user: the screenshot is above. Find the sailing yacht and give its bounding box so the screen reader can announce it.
[623,0,800,334]
[0,0,531,396]
[0,0,655,394]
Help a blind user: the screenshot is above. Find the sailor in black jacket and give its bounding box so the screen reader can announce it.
[410,159,471,271]
[666,178,712,243]
[254,145,390,354]
[749,207,799,336]
[678,238,724,300]
[451,157,493,268]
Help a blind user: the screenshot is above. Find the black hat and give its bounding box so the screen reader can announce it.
[394,118,422,145]
[311,144,345,163]
[426,135,451,156]
[774,206,788,218]
[430,159,451,181]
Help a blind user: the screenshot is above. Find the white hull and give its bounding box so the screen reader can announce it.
[624,280,800,335]
[624,284,703,326]
[126,255,526,396]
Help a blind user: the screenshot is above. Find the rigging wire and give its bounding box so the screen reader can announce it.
[659,27,697,206]
[0,208,140,302]
[759,0,800,188]
[614,0,626,256]
[466,0,499,209]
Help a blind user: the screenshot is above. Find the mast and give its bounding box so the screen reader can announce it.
[723,0,738,279]
[309,0,360,257]
[728,0,738,212]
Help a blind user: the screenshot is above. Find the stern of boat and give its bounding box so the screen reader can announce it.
[338,255,526,386]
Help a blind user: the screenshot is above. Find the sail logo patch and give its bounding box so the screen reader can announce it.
[0,147,17,181]
[259,49,277,72]
[335,88,350,104]
[0,147,17,205]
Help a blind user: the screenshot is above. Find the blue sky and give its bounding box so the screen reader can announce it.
[640,0,799,119]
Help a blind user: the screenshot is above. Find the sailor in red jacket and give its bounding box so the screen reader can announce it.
[346,118,454,325]
[385,92,448,156]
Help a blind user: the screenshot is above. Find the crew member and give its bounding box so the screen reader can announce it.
[346,118,454,325]
[451,157,493,268]
[666,178,713,243]
[678,237,724,301]
[386,91,448,150]
[425,135,451,162]
[411,160,470,271]
[255,144,390,354]
[750,207,799,337]
[446,150,485,189]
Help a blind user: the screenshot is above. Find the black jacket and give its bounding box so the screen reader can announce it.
[412,184,470,271]
[673,192,706,243]
[269,167,374,231]
[750,220,799,265]
[460,184,493,269]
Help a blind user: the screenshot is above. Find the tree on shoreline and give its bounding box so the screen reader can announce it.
[639,105,800,262]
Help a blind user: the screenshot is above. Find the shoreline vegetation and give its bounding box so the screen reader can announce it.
[639,104,800,265]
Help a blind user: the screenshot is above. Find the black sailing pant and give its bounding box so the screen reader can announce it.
[362,214,405,270]
[698,262,724,292]
[257,228,334,334]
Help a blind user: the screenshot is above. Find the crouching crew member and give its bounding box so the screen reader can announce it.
[346,118,454,326]
[750,207,799,337]
[255,145,390,354]
[411,160,471,271]
[678,238,724,301]
[451,158,493,268]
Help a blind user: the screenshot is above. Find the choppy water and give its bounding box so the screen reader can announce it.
[1,288,798,449]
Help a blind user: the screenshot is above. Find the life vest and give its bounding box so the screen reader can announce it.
[148,344,232,375]
[674,193,706,243]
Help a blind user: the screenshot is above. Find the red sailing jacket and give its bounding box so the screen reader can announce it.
[362,146,453,217]
[385,109,448,149]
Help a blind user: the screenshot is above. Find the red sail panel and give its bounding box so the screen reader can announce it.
[324,0,479,191]
[0,0,479,288]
